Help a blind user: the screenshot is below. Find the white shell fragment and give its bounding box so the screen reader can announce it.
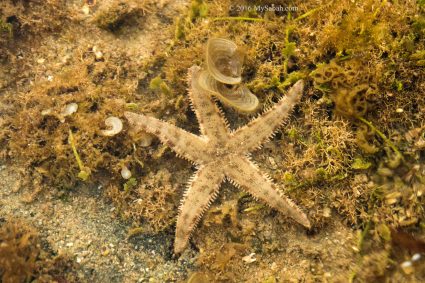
[61,103,78,117]
[400,260,414,274]
[101,116,123,136]
[411,253,421,262]
[82,4,90,15]
[59,103,78,122]
[242,253,257,264]
[41,108,52,116]
[93,46,103,60]
[121,166,132,179]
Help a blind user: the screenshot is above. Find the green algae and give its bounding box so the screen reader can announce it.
[0,19,12,38]
[351,157,372,170]
[68,130,90,182]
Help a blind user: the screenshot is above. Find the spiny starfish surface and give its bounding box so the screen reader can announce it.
[125,65,310,254]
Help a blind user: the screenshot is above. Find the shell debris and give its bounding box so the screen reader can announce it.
[242,252,257,264]
[101,116,123,136]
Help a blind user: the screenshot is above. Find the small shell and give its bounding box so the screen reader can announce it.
[400,260,414,275]
[61,103,78,117]
[197,70,258,112]
[411,253,421,262]
[41,108,53,116]
[140,132,153,147]
[242,253,257,264]
[101,116,123,136]
[82,4,90,15]
[121,166,132,179]
[93,46,103,60]
[206,38,243,85]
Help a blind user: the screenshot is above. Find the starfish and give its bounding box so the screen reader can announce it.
[125,65,310,254]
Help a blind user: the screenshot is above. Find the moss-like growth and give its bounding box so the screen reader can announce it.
[0,48,164,191]
[94,1,146,32]
[351,157,372,170]
[310,59,378,119]
[0,219,79,282]
[0,220,38,282]
[149,76,172,96]
[189,0,208,22]
[108,169,178,234]
[0,19,12,38]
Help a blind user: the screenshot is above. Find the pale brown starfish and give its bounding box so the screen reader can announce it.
[125,65,310,254]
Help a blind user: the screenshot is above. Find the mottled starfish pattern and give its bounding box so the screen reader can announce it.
[125,65,310,254]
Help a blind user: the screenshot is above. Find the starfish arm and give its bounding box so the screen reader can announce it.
[229,80,303,152]
[226,156,310,228]
[125,112,209,163]
[174,164,224,254]
[188,66,230,142]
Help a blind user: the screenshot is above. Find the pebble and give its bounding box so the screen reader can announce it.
[411,253,421,262]
[268,157,277,169]
[93,46,103,60]
[400,260,414,275]
[121,166,132,179]
[323,207,331,218]
[82,5,90,15]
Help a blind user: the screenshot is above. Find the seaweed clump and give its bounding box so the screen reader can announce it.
[0,0,70,41]
[0,41,171,192]
[94,0,150,32]
[310,58,384,156]
[108,169,178,234]
[303,1,425,280]
[0,220,38,282]
[0,219,79,282]
[311,59,378,119]
[281,106,356,188]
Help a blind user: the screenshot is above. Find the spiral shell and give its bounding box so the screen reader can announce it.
[197,70,258,112]
[101,116,123,136]
[200,37,258,112]
[206,38,243,85]
[61,103,78,116]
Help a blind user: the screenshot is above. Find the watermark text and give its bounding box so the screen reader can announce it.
[230,5,298,13]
